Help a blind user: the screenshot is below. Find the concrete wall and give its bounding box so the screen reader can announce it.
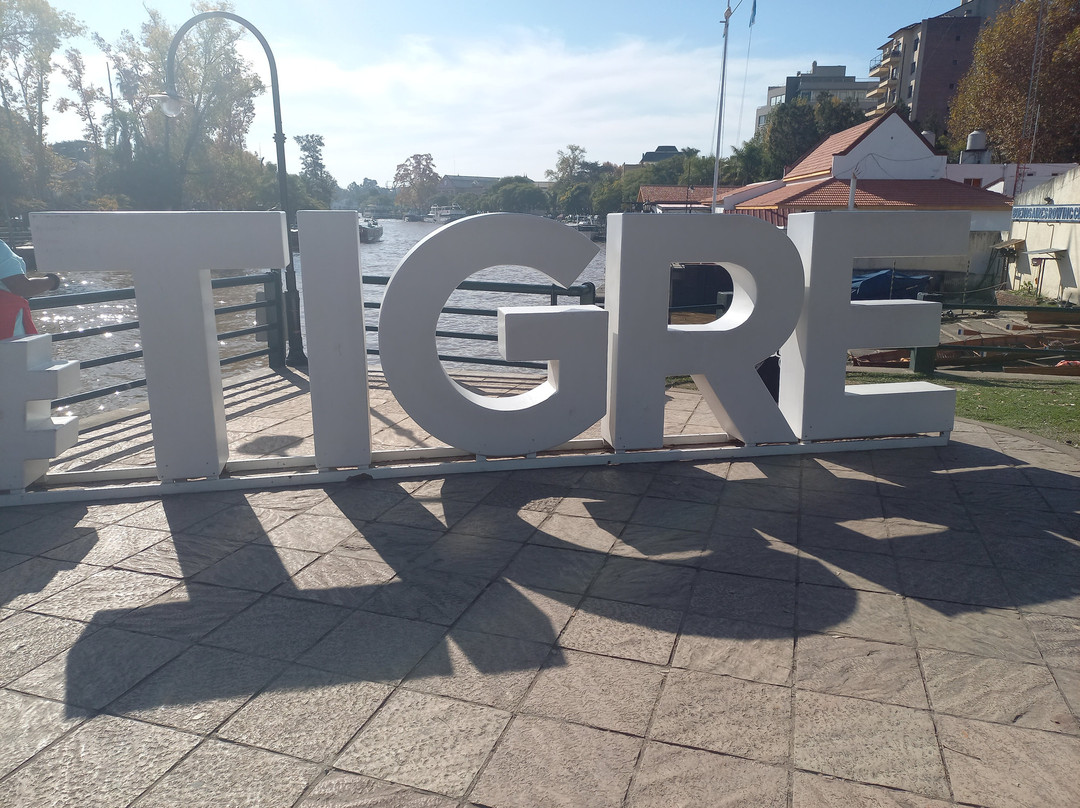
[1009,168,1080,303]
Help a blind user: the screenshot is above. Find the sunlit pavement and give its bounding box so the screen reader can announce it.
[2,369,1079,807]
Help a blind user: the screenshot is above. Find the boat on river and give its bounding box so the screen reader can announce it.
[426,204,468,224]
[359,217,383,243]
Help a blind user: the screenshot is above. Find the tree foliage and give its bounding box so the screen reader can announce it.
[949,0,1080,162]
[392,153,440,211]
[294,133,336,208]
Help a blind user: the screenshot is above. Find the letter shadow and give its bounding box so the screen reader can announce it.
[40,439,1080,720]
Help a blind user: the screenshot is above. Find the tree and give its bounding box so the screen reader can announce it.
[294,133,336,208]
[0,0,83,198]
[54,47,106,149]
[763,99,819,174]
[484,176,547,213]
[949,0,1080,162]
[813,93,866,139]
[392,153,439,211]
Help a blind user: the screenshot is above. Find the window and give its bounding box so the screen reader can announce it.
[913,36,920,52]
[952,59,958,65]
[963,178,982,187]
[955,34,961,41]
[911,62,917,75]
[908,82,914,98]
[948,83,955,90]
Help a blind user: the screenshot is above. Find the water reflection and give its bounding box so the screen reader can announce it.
[35,217,606,418]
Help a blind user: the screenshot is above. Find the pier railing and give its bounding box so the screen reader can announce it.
[29,271,284,409]
[29,273,600,409]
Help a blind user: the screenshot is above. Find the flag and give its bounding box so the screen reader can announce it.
[749,0,757,27]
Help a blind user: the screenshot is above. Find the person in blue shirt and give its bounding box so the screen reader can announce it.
[1,240,61,339]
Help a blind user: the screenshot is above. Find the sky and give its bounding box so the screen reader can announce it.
[43,0,962,187]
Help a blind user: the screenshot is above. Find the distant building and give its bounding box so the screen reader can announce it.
[636,184,740,213]
[638,146,681,165]
[755,63,876,132]
[867,0,1008,134]
[436,175,500,196]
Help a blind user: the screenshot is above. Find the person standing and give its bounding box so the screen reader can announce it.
[1,240,61,339]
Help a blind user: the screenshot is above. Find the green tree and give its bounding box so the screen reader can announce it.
[763,99,819,175]
[484,176,547,213]
[392,153,440,211]
[0,0,83,198]
[94,2,266,210]
[949,0,1080,162]
[813,92,866,139]
[293,133,336,208]
[54,47,106,149]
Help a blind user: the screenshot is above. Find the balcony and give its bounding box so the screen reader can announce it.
[869,48,901,77]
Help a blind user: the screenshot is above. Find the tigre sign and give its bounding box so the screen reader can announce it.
[12,209,965,494]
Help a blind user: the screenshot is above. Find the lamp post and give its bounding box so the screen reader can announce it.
[158,11,307,367]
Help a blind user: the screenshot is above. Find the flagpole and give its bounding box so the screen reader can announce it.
[711,2,733,213]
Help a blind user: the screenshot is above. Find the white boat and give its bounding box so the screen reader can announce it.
[359,217,383,243]
[425,204,468,223]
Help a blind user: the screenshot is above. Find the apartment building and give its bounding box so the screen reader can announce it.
[754,63,876,132]
[867,0,1009,133]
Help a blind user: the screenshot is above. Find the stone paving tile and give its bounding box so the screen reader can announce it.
[719,480,800,513]
[1054,660,1080,702]
[108,642,281,731]
[450,504,546,542]
[29,567,177,624]
[690,569,796,627]
[651,669,790,763]
[791,771,956,807]
[0,611,88,685]
[0,688,86,778]
[799,514,892,554]
[703,532,798,580]
[553,490,640,523]
[13,625,186,710]
[108,582,260,642]
[470,714,641,808]
[531,511,622,553]
[115,532,245,579]
[218,664,391,761]
[376,494,474,531]
[0,518,101,557]
[630,496,717,532]
[186,503,294,541]
[0,557,99,610]
[258,512,361,553]
[336,688,509,798]
[798,585,913,645]
[937,714,1080,808]
[192,544,320,592]
[559,597,680,665]
[888,529,992,565]
[712,505,798,540]
[201,594,350,661]
[578,467,654,496]
[41,523,166,567]
[456,581,577,643]
[588,556,696,611]
[0,549,30,572]
[500,543,605,594]
[309,486,408,523]
[410,473,507,503]
[284,553,396,608]
[1026,612,1080,670]
[626,741,788,808]
[520,647,665,735]
[294,770,458,807]
[920,648,1077,733]
[1002,568,1080,618]
[673,613,794,685]
[798,546,900,593]
[336,522,443,568]
[136,737,322,808]
[0,714,199,808]
[644,473,725,505]
[404,628,550,710]
[361,569,486,626]
[907,598,1042,663]
[612,522,708,566]
[482,480,571,513]
[407,533,520,580]
[298,610,446,683]
[895,556,1010,608]
[796,633,927,709]
[793,690,948,799]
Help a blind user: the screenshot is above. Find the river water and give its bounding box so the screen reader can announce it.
[34,217,607,418]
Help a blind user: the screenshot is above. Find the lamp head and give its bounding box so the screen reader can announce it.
[150,93,186,118]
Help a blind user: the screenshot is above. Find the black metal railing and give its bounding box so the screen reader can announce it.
[29,271,284,408]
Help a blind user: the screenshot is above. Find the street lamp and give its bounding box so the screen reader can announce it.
[158,11,307,367]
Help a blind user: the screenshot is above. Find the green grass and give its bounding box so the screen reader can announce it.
[848,371,1080,447]
[666,372,1080,447]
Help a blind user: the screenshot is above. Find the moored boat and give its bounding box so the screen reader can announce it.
[359,217,383,243]
[425,204,468,223]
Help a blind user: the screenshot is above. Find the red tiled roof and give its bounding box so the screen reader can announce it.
[736,178,1012,211]
[637,185,739,204]
[782,117,882,181]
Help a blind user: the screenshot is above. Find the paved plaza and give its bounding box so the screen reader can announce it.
[1,369,1079,806]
